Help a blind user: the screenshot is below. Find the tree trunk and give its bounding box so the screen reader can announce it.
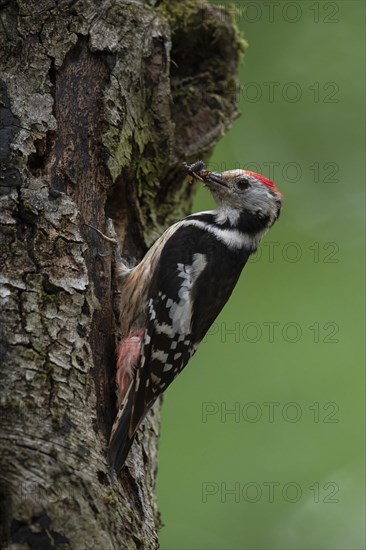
[0,0,242,547]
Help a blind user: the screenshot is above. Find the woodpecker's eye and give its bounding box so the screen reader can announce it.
[236,178,250,191]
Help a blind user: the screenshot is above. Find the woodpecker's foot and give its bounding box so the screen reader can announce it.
[85,219,132,271]
[85,219,118,244]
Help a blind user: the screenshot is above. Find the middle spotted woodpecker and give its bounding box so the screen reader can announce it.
[108,162,282,474]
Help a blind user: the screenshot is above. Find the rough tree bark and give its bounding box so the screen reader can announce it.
[0,0,243,547]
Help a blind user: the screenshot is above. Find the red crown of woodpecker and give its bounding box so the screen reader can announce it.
[245,170,281,195]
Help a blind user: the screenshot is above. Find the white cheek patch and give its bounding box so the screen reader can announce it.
[242,187,278,221]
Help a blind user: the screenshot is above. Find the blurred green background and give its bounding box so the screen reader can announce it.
[158,1,365,548]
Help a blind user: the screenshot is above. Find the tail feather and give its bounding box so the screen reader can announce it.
[108,384,136,475]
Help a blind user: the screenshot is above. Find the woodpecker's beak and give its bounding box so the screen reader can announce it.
[206,172,228,187]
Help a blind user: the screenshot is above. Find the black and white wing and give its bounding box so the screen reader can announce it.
[108,222,249,473]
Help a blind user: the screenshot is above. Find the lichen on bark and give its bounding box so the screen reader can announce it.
[0,0,244,547]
